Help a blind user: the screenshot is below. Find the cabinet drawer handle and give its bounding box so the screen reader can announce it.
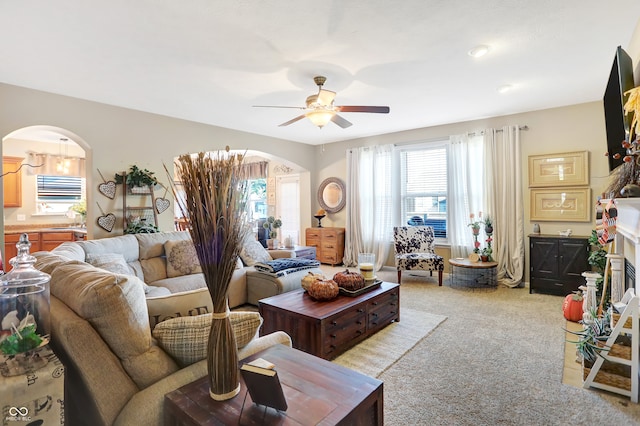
[390,302,397,306]
[357,320,363,325]
[330,334,336,338]
[356,330,363,335]
[371,313,378,317]
[357,308,364,313]
[372,301,378,305]
[331,321,337,326]
[390,311,397,315]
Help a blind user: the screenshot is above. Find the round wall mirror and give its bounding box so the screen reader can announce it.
[318,177,346,213]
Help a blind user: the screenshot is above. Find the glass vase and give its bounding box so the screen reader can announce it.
[0,233,51,375]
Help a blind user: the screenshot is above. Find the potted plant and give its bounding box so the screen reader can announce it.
[566,308,611,363]
[115,165,160,192]
[480,247,491,262]
[262,216,282,249]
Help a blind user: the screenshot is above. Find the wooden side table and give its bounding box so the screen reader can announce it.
[448,258,498,287]
[0,345,65,424]
[164,344,383,425]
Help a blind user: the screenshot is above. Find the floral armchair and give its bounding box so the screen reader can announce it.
[393,226,444,285]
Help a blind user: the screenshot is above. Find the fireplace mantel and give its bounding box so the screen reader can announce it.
[614,198,640,292]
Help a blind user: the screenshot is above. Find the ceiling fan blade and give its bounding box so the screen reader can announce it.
[331,114,353,128]
[336,105,390,113]
[317,89,336,106]
[278,114,306,127]
[253,105,305,109]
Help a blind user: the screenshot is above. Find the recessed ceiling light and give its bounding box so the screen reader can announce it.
[468,45,490,58]
[497,84,513,94]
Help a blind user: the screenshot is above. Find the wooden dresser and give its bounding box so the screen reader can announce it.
[305,227,345,265]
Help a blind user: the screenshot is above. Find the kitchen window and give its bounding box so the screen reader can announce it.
[36,175,85,214]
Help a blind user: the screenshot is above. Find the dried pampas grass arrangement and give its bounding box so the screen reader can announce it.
[167,148,248,401]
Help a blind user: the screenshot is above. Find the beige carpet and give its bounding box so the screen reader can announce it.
[332,307,446,378]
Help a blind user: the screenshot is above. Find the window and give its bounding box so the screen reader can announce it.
[36,175,85,214]
[400,144,448,238]
[247,178,267,222]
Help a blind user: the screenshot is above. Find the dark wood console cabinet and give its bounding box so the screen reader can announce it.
[529,234,590,296]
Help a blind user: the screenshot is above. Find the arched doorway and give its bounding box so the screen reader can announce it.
[1,125,92,267]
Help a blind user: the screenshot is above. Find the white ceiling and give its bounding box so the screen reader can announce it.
[1,1,640,146]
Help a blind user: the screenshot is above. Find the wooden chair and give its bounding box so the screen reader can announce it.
[393,226,444,285]
[175,217,189,231]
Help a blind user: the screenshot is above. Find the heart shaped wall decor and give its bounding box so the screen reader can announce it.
[98,181,117,199]
[97,213,116,232]
[155,197,170,214]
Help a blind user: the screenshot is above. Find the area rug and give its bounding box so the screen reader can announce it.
[332,307,446,378]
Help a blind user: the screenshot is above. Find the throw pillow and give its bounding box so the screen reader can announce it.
[164,240,202,278]
[85,252,150,293]
[152,311,263,367]
[86,253,133,276]
[146,287,213,329]
[239,239,272,266]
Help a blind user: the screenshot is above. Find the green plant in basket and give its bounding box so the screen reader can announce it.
[565,308,611,362]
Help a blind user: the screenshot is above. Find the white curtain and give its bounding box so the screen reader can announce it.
[484,126,525,287]
[448,133,484,258]
[344,144,394,270]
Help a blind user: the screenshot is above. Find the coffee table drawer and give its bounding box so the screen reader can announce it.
[368,290,400,330]
[324,310,367,356]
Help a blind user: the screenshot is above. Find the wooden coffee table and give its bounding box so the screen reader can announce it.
[259,282,400,360]
[164,344,383,425]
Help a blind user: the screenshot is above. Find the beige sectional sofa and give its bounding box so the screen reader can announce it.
[50,230,320,309]
[33,231,323,425]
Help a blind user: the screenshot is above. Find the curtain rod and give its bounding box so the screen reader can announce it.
[467,125,529,137]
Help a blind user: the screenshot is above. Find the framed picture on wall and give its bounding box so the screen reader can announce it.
[530,187,591,222]
[528,151,589,187]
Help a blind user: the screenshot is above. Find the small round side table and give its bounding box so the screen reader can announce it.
[448,258,498,287]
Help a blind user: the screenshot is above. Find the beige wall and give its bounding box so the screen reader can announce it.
[312,102,609,278]
[0,83,317,240]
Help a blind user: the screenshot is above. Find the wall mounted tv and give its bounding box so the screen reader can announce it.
[604,45,635,172]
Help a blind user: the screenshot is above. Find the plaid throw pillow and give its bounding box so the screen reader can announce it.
[152,311,262,367]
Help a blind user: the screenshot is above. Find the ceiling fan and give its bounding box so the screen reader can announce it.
[254,76,390,129]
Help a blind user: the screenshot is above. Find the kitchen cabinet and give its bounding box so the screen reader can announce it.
[3,156,24,207]
[5,232,40,269]
[40,231,77,251]
[529,234,590,295]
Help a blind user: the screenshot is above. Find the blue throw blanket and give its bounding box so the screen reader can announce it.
[254,258,321,274]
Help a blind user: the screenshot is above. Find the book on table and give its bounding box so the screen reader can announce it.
[240,362,287,411]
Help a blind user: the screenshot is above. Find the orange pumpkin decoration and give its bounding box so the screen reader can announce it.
[333,269,365,291]
[562,292,583,322]
[307,278,339,301]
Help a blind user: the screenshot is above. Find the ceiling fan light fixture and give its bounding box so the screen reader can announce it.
[306,110,335,128]
[468,44,490,58]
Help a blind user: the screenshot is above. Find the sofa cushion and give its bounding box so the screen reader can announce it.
[164,240,202,278]
[240,239,272,266]
[34,252,84,275]
[86,252,134,276]
[146,287,213,329]
[136,231,191,283]
[50,262,179,389]
[151,312,262,367]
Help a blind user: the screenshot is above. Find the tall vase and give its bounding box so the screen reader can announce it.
[207,301,240,400]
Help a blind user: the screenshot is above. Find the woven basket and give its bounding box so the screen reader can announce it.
[612,312,634,329]
[583,358,631,391]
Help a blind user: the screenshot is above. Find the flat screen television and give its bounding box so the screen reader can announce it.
[604,46,635,172]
